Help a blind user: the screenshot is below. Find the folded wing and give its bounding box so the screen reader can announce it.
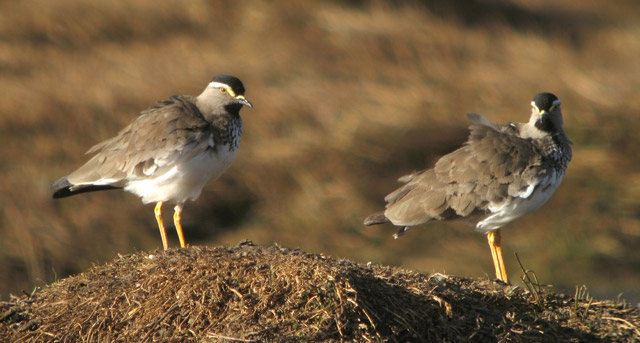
[383,113,546,226]
[52,95,213,197]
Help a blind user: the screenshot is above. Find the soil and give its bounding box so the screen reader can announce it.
[1,241,638,342]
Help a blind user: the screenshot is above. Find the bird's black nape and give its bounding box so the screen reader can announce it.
[212,74,246,95]
[533,92,559,112]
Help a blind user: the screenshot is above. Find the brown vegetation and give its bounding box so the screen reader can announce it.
[2,242,639,342]
[0,0,639,311]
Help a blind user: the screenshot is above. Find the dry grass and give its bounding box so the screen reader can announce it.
[0,0,639,306]
[1,242,639,342]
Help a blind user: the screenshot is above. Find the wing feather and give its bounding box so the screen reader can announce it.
[67,95,212,186]
[383,113,549,226]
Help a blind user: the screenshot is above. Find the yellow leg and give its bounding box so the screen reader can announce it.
[174,203,186,248]
[487,229,509,283]
[494,230,508,283]
[155,202,169,250]
[487,231,501,279]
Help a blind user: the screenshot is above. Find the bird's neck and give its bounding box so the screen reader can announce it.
[195,100,241,124]
[520,117,572,169]
[224,104,243,117]
[195,98,220,117]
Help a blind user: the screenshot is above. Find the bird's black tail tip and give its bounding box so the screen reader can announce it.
[52,187,76,199]
[51,177,73,198]
[51,181,120,199]
[363,212,389,226]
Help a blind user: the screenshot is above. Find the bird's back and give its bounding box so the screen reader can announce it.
[379,113,570,230]
[52,94,242,203]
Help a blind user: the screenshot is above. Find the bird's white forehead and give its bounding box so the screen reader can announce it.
[207,81,237,96]
[531,99,562,110]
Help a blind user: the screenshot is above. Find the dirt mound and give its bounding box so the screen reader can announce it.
[1,241,638,342]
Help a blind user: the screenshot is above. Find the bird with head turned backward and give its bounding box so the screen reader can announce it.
[51,74,252,250]
[364,92,571,283]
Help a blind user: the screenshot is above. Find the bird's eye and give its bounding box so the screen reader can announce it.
[219,87,227,94]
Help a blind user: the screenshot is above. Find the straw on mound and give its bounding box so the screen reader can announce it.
[1,241,638,342]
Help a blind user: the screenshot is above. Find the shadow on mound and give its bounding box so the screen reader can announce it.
[1,242,637,342]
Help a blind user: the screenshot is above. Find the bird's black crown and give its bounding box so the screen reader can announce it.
[533,92,559,112]
[212,74,246,95]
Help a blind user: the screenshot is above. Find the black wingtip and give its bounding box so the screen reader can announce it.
[363,212,389,226]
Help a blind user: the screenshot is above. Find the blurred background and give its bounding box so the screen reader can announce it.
[1,0,638,303]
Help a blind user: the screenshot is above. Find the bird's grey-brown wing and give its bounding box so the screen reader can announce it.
[383,113,546,226]
[60,95,212,190]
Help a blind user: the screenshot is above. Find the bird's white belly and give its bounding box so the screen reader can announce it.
[475,171,563,233]
[125,146,237,204]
